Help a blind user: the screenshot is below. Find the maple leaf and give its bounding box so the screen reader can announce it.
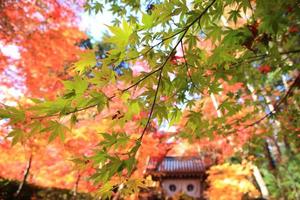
[106,19,133,49]
[73,50,97,74]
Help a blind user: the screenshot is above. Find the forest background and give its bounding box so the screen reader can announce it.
[0,0,299,199]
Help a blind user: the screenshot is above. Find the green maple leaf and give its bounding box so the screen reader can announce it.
[41,121,70,142]
[6,129,24,146]
[73,50,96,74]
[141,12,154,29]
[63,76,89,96]
[106,19,133,49]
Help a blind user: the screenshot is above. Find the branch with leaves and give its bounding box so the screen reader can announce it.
[1,0,300,198]
[241,73,300,130]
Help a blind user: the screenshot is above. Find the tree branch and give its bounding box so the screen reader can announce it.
[121,66,164,92]
[14,154,33,197]
[123,28,188,62]
[72,171,81,199]
[231,49,300,68]
[240,73,300,131]
[124,0,218,179]
[30,0,217,121]
[137,0,217,141]
[31,47,300,121]
[30,102,101,120]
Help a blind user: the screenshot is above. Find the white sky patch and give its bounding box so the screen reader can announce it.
[0,43,20,60]
[0,65,25,106]
[79,5,113,41]
[159,119,178,132]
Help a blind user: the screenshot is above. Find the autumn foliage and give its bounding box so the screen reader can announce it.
[0,0,85,97]
[206,162,260,200]
[0,0,95,193]
[0,0,300,199]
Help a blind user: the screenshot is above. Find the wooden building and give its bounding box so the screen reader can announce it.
[142,156,214,199]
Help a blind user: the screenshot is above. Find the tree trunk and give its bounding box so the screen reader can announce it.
[264,141,276,170]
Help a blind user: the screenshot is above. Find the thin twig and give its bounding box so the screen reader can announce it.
[121,66,164,92]
[239,73,300,131]
[137,0,217,141]
[30,102,100,120]
[72,171,81,199]
[230,49,300,68]
[180,40,202,93]
[137,67,163,141]
[123,28,188,62]
[14,154,33,197]
[217,73,299,135]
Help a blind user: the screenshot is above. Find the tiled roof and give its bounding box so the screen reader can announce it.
[145,156,211,178]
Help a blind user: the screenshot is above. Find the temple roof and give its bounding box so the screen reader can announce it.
[145,156,212,179]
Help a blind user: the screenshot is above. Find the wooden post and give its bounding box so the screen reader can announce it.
[252,164,269,199]
[210,93,222,118]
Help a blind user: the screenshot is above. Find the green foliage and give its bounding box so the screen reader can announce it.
[6,129,24,146]
[96,182,114,199]
[99,132,130,150]
[261,155,300,200]
[0,105,25,124]
[106,19,133,50]
[41,121,70,142]
[73,51,97,74]
[120,179,146,196]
